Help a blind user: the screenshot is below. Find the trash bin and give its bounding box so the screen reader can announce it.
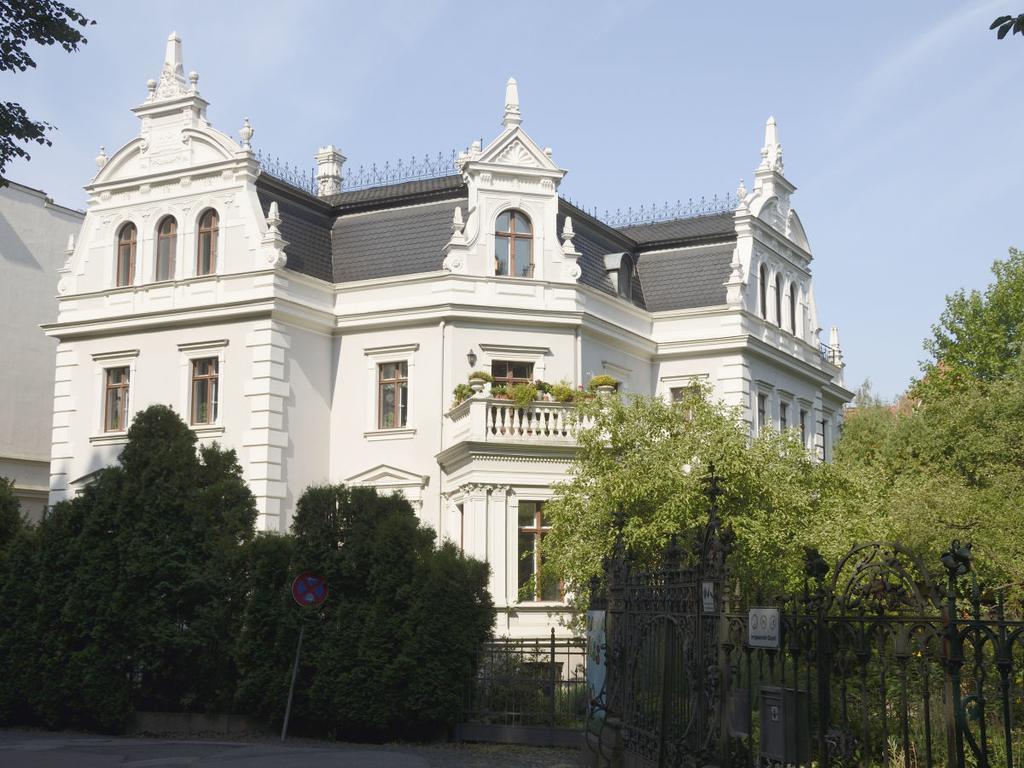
[759,686,810,765]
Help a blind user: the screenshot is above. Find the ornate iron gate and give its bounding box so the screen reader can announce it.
[595,483,1023,767]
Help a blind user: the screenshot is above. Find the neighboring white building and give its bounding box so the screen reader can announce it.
[45,34,852,635]
[0,181,83,520]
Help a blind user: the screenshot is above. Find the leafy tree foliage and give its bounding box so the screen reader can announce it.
[915,248,1024,401]
[0,0,94,183]
[235,485,494,740]
[543,389,824,618]
[991,14,1024,39]
[0,476,24,548]
[0,405,257,730]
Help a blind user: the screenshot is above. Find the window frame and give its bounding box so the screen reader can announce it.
[90,349,139,442]
[196,208,219,276]
[103,366,131,433]
[178,340,228,437]
[115,222,137,287]
[517,500,560,602]
[759,264,768,320]
[757,392,768,434]
[775,274,783,327]
[190,357,220,426]
[363,343,418,439]
[491,359,535,387]
[376,360,409,430]
[155,215,177,282]
[789,282,798,335]
[494,209,534,278]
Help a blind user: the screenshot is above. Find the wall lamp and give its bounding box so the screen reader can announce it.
[467,348,477,367]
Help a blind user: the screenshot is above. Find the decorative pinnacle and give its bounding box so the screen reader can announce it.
[451,205,464,235]
[736,178,747,207]
[561,216,575,244]
[266,201,281,232]
[65,233,75,254]
[760,115,784,173]
[95,146,107,169]
[503,77,522,128]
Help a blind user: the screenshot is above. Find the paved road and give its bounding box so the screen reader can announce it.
[0,730,580,767]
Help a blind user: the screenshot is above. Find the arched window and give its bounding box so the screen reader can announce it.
[155,216,177,281]
[775,275,783,327]
[759,264,768,319]
[789,282,798,335]
[196,209,219,276]
[495,209,533,277]
[116,223,136,287]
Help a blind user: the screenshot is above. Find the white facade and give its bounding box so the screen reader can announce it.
[0,181,83,520]
[46,35,852,635]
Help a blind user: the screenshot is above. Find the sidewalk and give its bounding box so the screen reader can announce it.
[0,729,580,767]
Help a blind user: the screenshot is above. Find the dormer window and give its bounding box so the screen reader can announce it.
[196,209,219,276]
[116,223,137,287]
[155,216,177,281]
[495,209,532,277]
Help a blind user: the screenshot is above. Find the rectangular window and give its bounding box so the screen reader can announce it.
[491,360,534,386]
[104,366,130,432]
[800,409,808,446]
[817,418,827,461]
[191,357,219,425]
[518,501,559,602]
[456,503,464,553]
[780,402,788,431]
[757,393,768,434]
[378,361,409,429]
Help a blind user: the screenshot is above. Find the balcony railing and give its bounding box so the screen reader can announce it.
[445,397,587,448]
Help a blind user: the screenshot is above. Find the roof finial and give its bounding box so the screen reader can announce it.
[760,115,783,173]
[239,117,253,150]
[828,325,844,367]
[503,77,521,128]
[152,31,190,100]
[95,146,107,169]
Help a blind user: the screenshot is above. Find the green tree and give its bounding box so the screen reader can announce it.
[543,388,824,618]
[915,248,1024,401]
[0,0,94,183]
[0,404,257,731]
[235,485,494,739]
[0,477,24,549]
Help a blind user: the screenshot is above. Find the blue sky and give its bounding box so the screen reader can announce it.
[7,1,1022,399]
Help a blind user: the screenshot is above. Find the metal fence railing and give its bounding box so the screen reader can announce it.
[464,629,588,729]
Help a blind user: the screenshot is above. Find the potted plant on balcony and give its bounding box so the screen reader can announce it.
[467,370,493,394]
[508,382,538,408]
[551,381,575,403]
[588,374,619,396]
[451,383,474,408]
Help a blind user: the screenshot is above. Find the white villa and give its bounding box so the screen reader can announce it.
[45,34,852,636]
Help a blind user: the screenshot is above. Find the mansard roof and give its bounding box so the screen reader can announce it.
[255,170,737,312]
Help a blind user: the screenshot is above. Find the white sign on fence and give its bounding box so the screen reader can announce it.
[701,581,715,614]
[747,607,781,649]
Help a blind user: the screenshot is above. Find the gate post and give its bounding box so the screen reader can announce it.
[815,595,831,768]
[940,542,971,768]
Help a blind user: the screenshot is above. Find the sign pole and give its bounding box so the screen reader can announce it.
[280,623,304,742]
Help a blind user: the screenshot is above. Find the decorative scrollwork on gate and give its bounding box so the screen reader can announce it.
[829,541,943,615]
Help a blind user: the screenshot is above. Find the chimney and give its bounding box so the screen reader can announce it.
[315,145,345,196]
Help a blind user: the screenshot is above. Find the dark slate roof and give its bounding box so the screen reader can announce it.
[636,245,734,312]
[619,211,736,248]
[332,198,464,283]
[256,177,334,282]
[323,175,465,212]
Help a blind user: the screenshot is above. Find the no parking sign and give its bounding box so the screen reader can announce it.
[291,572,328,607]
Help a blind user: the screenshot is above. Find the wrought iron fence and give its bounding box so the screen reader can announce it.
[254,149,460,196]
[464,629,589,729]
[591,476,1024,768]
[560,194,739,229]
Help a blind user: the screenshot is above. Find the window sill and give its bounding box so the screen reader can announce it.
[89,433,128,446]
[191,425,226,439]
[363,427,417,441]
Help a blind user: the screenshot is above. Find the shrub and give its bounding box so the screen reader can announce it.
[490,384,509,399]
[508,382,538,407]
[468,370,493,382]
[237,485,494,740]
[534,379,552,395]
[551,383,575,403]
[587,374,619,392]
[452,383,474,407]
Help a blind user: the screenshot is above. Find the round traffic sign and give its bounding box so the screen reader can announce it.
[291,572,328,607]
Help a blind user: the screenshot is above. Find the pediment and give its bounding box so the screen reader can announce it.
[476,127,562,174]
[786,208,811,252]
[92,123,238,186]
[344,464,429,489]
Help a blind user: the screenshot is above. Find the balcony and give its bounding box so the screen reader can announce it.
[445,397,583,447]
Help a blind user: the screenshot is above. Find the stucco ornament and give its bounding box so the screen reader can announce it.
[239,118,254,151]
[442,206,469,273]
[560,216,582,282]
[154,32,190,100]
[262,201,288,269]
